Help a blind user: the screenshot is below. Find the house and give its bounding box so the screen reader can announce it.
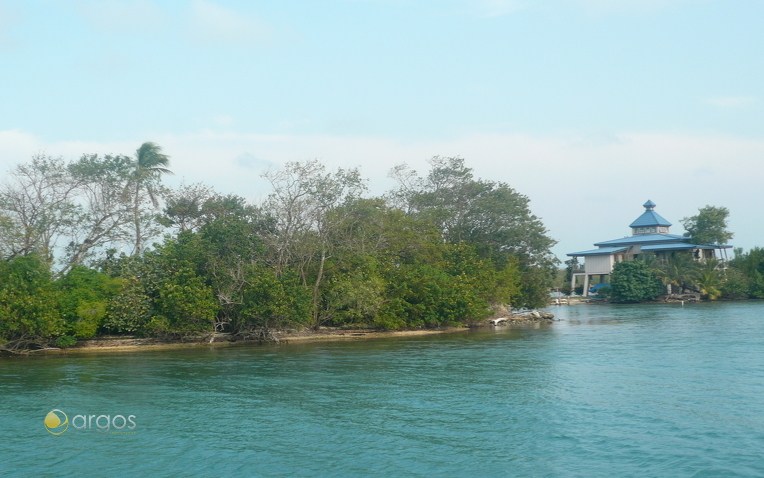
[567,200,732,296]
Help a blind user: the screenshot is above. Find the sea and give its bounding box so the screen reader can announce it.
[2,301,764,477]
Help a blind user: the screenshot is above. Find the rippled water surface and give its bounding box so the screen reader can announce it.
[3,301,764,477]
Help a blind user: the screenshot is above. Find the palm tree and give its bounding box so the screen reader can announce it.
[131,142,172,255]
[659,253,698,295]
[692,258,723,300]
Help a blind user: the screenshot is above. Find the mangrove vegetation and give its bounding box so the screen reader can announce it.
[0,145,558,351]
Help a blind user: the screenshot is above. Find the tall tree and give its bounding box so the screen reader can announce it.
[389,156,557,308]
[261,160,366,328]
[0,155,79,261]
[680,205,733,245]
[61,153,135,277]
[130,142,172,255]
[160,182,216,233]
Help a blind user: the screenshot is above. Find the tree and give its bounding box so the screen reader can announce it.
[654,252,698,294]
[388,156,557,308]
[0,153,145,276]
[60,153,135,277]
[720,267,749,299]
[564,257,580,287]
[609,260,663,303]
[0,155,79,262]
[391,157,556,265]
[728,247,764,298]
[692,259,723,300]
[160,182,215,233]
[681,206,733,245]
[56,265,121,341]
[130,142,172,255]
[262,160,367,329]
[0,255,64,350]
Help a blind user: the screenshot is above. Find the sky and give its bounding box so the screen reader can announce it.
[1,0,762,262]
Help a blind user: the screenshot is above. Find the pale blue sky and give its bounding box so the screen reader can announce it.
[1,0,763,260]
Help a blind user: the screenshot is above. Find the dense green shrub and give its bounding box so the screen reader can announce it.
[56,266,120,339]
[0,255,64,347]
[609,261,663,303]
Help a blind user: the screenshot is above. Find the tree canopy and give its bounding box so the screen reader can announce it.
[0,150,561,350]
[681,205,733,245]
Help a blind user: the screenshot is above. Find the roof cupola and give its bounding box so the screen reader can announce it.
[629,200,671,235]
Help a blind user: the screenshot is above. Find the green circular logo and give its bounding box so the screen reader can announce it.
[44,409,69,435]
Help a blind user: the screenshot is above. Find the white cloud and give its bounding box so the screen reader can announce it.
[188,0,273,47]
[0,129,42,166]
[77,0,165,33]
[707,96,757,108]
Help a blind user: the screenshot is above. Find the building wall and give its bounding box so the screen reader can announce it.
[585,255,614,274]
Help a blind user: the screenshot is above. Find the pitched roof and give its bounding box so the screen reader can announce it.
[640,242,698,251]
[567,246,629,257]
[629,209,672,228]
[641,243,734,251]
[594,234,688,247]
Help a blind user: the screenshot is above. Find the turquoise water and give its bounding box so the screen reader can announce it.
[2,301,764,477]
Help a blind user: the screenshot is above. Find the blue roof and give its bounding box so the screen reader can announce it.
[629,210,672,228]
[594,234,688,247]
[641,243,698,251]
[567,246,629,256]
[641,243,733,251]
[643,200,656,208]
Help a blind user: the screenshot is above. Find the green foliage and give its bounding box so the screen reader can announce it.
[681,205,733,245]
[104,270,153,333]
[609,260,663,303]
[379,262,491,329]
[517,265,556,309]
[720,268,749,299]
[56,265,121,338]
[596,285,612,298]
[150,267,218,337]
[692,259,723,300]
[130,141,173,256]
[324,270,386,327]
[652,252,698,294]
[564,257,580,286]
[0,255,64,346]
[1,154,562,343]
[728,247,764,298]
[389,157,558,307]
[240,268,311,329]
[55,335,78,348]
[103,236,220,336]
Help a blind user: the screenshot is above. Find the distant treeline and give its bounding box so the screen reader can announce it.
[0,144,558,350]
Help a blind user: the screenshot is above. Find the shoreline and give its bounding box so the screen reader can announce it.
[2,309,561,357]
[8,327,474,356]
